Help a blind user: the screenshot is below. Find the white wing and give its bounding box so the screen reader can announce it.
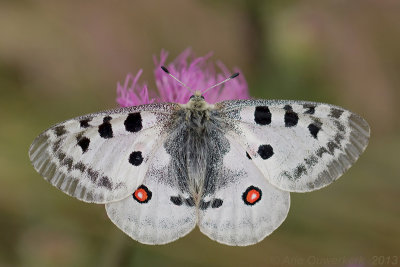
[198,134,290,246]
[29,103,178,203]
[105,144,197,245]
[216,100,370,192]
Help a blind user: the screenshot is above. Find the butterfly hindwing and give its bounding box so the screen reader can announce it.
[216,99,370,192]
[29,103,178,203]
[198,134,290,246]
[105,142,197,245]
[199,136,290,246]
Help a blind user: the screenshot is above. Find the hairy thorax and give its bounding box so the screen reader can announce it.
[164,96,229,200]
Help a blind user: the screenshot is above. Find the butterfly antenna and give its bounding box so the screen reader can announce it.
[161,66,195,94]
[201,72,240,95]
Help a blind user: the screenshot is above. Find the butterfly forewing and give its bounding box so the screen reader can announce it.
[29,103,179,203]
[216,99,370,192]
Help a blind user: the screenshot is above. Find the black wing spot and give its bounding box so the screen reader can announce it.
[103,116,112,123]
[327,141,340,154]
[308,123,321,139]
[129,151,143,166]
[54,125,66,136]
[254,106,271,125]
[125,112,143,133]
[284,105,299,127]
[257,144,274,160]
[170,196,183,206]
[79,118,91,128]
[303,104,315,114]
[77,136,90,153]
[330,108,344,118]
[334,120,345,132]
[185,197,195,207]
[98,122,113,138]
[199,200,210,210]
[283,105,292,111]
[211,199,223,208]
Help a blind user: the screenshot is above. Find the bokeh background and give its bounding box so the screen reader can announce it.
[1,1,399,266]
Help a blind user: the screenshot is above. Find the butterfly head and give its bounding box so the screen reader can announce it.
[188,90,208,110]
[189,90,205,101]
[160,65,239,110]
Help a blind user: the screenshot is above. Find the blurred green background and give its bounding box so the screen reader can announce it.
[1,1,399,266]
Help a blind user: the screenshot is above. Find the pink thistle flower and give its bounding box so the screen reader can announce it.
[116,70,156,107]
[116,48,250,107]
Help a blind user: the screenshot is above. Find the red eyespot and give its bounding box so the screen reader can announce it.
[242,186,262,205]
[246,189,260,203]
[133,185,152,203]
[135,189,147,201]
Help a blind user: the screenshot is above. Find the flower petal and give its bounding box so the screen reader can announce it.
[117,48,250,106]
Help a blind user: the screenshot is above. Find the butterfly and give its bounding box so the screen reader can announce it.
[29,67,370,246]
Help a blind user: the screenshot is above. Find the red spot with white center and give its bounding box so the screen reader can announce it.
[242,186,262,205]
[246,189,260,204]
[133,185,152,203]
[135,188,147,201]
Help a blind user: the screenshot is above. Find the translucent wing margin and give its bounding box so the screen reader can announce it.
[29,103,178,203]
[216,99,370,192]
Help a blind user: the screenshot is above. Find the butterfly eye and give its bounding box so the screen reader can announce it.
[133,185,152,204]
[242,186,262,205]
[200,95,205,99]
[189,95,195,99]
